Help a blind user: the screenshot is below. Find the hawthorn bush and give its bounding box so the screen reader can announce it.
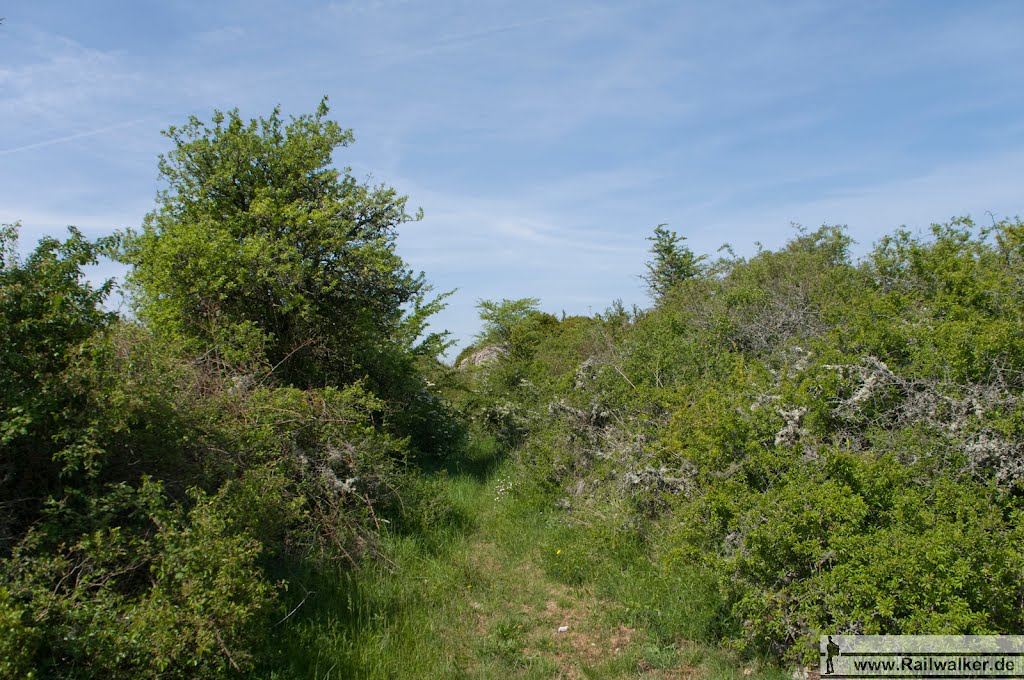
[0,102,462,676]
[462,219,1024,664]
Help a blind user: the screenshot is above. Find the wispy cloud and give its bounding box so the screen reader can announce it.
[369,15,565,61]
[0,32,141,126]
[0,119,145,157]
[3,0,1024,352]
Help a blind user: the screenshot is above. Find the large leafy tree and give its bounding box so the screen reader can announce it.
[122,98,442,388]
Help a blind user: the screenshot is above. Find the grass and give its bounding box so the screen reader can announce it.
[259,437,790,679]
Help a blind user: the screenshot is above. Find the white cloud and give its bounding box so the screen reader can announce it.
[0,32,142,131]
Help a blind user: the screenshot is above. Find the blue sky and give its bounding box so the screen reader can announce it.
[3,1,1024,354]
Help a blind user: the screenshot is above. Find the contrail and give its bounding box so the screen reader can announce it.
[370,16,558,61]
[0,119,145,157]
[370,7,610,62]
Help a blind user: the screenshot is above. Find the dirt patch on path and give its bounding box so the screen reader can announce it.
[470,548,698,679]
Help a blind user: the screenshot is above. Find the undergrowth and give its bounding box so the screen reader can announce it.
[259,434,789,679]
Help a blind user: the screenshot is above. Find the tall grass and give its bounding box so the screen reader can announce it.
[259,435,787,679]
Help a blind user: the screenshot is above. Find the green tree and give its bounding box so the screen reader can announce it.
[474,298,541,346]
[121,98,443,389]
[643,224,705,299]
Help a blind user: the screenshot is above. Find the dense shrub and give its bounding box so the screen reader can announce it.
[0,225,118,551]
[462,219,1024,664]
[1,103,463,676]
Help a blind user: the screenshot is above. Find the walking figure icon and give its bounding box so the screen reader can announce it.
[826,636,840,674]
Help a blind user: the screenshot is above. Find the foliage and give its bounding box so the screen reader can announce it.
[643,224,706,299]
[2,480,277,678]
[120,98,447,397]
[460,217,1024,665]
[1,103,462,676]
[0,224,118,552]
[8,96,1024,673]
[473,297,542,347]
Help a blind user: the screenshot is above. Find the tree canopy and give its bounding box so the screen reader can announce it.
[121,98,438,388]
[474,297,542,347]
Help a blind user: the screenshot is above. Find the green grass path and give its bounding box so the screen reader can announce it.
[264,442,789,680]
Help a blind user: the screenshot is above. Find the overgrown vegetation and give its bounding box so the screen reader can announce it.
[4,98,1024,677]
[0,101,461,678]
[459,218,1024,665]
